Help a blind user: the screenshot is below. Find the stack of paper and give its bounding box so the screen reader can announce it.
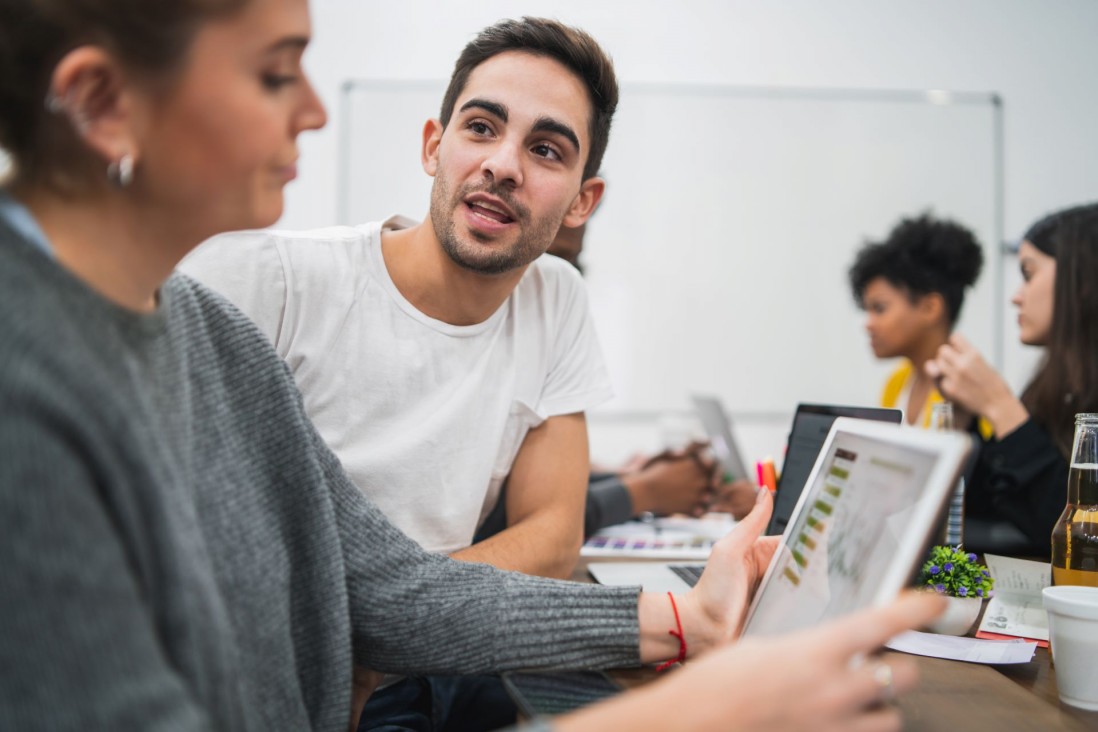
[975,554,1050,646]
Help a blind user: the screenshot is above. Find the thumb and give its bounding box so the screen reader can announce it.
[716,488,771,552]
[949,332,972,351]
[924,359,941,379]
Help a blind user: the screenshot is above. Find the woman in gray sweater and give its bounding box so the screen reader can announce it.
[0,1,940,730]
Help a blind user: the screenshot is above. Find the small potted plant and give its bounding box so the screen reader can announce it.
[917,545,995,635]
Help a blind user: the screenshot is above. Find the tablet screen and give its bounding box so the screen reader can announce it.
[743,420,966,637]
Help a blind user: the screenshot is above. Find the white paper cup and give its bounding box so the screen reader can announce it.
[1042,585,1098,711]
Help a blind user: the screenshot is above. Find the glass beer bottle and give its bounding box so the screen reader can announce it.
[930,402,965,547]
[1051,413,1098,587]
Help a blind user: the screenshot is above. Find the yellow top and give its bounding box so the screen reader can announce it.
[881,361,993,438]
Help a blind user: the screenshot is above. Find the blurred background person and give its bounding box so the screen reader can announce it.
[927,203,1098,557]
[848,213,984,427]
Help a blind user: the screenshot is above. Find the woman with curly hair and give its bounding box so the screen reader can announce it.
[849,213,984,427]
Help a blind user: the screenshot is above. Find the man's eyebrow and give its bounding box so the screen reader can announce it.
[459,98,508,122]
[532,116,581,155]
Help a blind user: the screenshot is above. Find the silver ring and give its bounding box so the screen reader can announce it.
[873,662,895,704]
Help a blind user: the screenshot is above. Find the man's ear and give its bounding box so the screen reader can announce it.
[49,46,139,166]
[421,118,444,177]
[561,177,605,228]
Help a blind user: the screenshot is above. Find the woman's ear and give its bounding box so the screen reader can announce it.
[917,291,947,324]
[48,46,139,167]
[421,118,444,177]
[561,177,605,228]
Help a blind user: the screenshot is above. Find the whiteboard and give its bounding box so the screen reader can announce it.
[339,81,1002,416]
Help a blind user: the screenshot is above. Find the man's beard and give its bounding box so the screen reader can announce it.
[430,176,559,275]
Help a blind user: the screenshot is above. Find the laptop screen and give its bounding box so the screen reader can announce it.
[743,419,968,637]
[691,395,749,482]
[767,404,902,536]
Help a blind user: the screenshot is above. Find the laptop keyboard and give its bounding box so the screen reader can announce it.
[669,564,705,587]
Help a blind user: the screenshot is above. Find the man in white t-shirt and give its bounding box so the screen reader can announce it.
[183,20,615,585]
[186,20,619,724]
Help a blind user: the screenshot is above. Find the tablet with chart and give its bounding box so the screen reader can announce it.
[742,418,971,637]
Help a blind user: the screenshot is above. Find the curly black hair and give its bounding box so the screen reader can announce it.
[848,213,984,326]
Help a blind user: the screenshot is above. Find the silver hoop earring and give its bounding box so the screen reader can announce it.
[107,154,135,188]
[44,91,65,114]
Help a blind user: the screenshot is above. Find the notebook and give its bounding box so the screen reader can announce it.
[588,414,960,602]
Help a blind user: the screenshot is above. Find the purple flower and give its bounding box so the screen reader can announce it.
[967,553,978,563]
[958,586,969,597]
[935,583,946,593]
[929,565,941,575]
[983,570,990,577]
[943,562,954,572]
[976,589,984,597]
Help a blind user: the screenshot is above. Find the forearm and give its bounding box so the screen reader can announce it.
[452,511,583,579]
[981,393,1029,439]
[464,413,589,578]
[322,426,635,673]
[636,591,724,664]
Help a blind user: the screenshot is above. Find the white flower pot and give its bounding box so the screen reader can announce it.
[927,595,982,636]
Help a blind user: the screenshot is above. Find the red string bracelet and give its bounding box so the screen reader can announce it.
[655,591,687,672]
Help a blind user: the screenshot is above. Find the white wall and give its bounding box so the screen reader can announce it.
[286,0,1098,462]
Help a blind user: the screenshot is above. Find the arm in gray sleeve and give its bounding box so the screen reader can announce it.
[584,475,635,537]
[476,474,636,542]
[317,434,643,676]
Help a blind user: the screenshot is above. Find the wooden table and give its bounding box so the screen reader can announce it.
[572,558,1098,731]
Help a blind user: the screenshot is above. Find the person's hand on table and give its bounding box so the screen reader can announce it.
[622,441,716,517]
[710,476,759,520]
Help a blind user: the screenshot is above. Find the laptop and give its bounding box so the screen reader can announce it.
[767,403,902,536]
[691,395,750,482]
[587,405,905,593]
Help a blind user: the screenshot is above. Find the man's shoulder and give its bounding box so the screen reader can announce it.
[186,222,380,269]
[520,253,586,298]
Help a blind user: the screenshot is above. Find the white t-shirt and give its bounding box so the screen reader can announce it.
[181,216,613,553]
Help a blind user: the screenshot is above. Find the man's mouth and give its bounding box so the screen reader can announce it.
[464,195,517,225]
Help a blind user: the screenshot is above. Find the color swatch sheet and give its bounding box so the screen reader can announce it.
[581,514,736,559]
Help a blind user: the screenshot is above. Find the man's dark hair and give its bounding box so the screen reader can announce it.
[848,213,984,326]
[438,17,618,182]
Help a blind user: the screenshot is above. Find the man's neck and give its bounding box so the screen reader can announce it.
[381,217,529,326]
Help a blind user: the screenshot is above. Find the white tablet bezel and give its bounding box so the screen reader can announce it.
[741,417,971,637]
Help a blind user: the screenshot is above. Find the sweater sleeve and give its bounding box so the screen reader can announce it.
[0,410,208,731]
[314,430,642,676]
[475,475,635,542]
[584,476,635,537]
[971,418,1068,553]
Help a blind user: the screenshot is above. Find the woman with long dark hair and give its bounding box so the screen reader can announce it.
[927,203,1098,557]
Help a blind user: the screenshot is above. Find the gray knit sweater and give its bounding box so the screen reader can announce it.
[0,219,640,731]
